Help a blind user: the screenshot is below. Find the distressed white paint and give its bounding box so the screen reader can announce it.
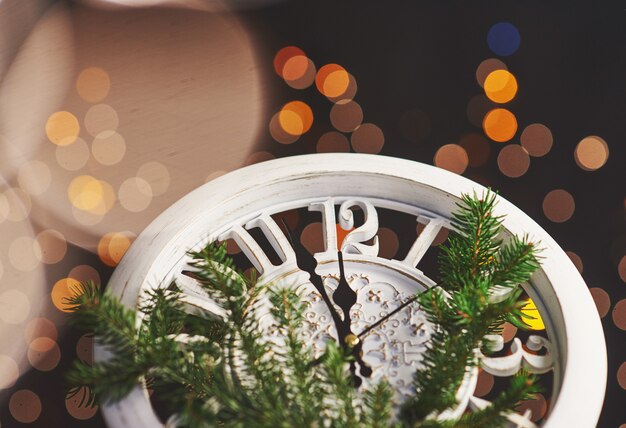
[99,154,606,428]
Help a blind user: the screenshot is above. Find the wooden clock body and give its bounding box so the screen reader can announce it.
[98,154,606,427]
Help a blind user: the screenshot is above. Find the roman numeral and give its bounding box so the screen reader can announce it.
[218,212,297,276]
[396,215,445,269]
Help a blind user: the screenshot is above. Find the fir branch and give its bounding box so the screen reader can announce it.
[362,381,395,428]
[65,192,543,428]
[400,191,541,426]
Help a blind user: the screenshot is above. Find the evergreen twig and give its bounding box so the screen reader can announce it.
[66,191,542,427]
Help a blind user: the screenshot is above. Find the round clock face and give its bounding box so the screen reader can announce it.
[177,196,446,402]
[101,154,605,428]
[292,260,433,399]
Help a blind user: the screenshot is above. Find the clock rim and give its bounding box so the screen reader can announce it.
[98,153,606,428]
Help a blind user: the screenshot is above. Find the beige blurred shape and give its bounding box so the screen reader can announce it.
[0,2,264,250]
[0,177,47,384]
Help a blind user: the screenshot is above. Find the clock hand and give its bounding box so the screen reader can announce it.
[332,251,356,331]
[356,284,442,339]
[333,251,372,382]
[281,220,370,384]
[279,220,345,345]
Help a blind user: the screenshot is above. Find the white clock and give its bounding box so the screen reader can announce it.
[98,153,606,428]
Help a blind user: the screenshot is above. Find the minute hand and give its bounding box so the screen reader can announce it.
[356,286,437,339]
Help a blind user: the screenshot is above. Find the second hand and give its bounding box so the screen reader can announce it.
[356,284,442,339]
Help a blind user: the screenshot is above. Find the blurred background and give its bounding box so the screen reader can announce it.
[0,0,624,426]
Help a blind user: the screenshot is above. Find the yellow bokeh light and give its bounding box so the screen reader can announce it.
[483,108,518,142]
[483,69,518,103]
[316,64,349,98]
[278,101,313,136]
[520,299,545,330]
[76,67,111,103]
[45,111,80,146]
[278,109,303,136]
[67,175,104,211]
[51,277,81,313]
[66,176,115,215]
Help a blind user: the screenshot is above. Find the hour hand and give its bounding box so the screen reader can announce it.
[332,251,357,322]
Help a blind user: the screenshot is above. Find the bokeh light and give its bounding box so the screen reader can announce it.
[137,161,171,196]
[68,264,101,285]
[46,111,80,146]
[51,277,81,312]
[72,205,105,227]
[565,251,583,273]
[55,137,90,171]
[520,299,545,330]
[118,177,153,212]
[269,112,299,144]
[327,73,358,103]
[278,101,314,136]
[34,229,67,264]
[0,290,30,324]
[589,287,611,318]
[574,135,609,171]
[459,133,490,167]
[8,236,39,272]
[84,104,119,137]
[27,337,61,371]
[474,369,494,397]
[543,189,575,223]
[18,160,51,196]
[76,335,94,364]
[76,67,111,103]
[476,58,508,88]
[300,222,323,255]
[483,108,517,142]
[497,144,530,178]
[483,69,518,103]
[9,389,41,423]
[487,22,521,56]
[67,176,115,215]
[92,131,126,165]
[612,299,626,330]
[618,362,626,390]
[98,231,135,267]
[282,55,316,89]
[316,64,349,98]
[351,123,384,154]
[317,131,350,153]
[273,46,305,78]
[516,393,547,422]
[66,389,98,420]
[500,322,518,343]
[330,100,363,132]
[378,227,399,259]
[619,256,626,282]
[0,355,19,389]
[24,318,58,344]
[434,144,468,174]
[521,123,553,157]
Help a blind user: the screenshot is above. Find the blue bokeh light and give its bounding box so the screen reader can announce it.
[487,22,521,56]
